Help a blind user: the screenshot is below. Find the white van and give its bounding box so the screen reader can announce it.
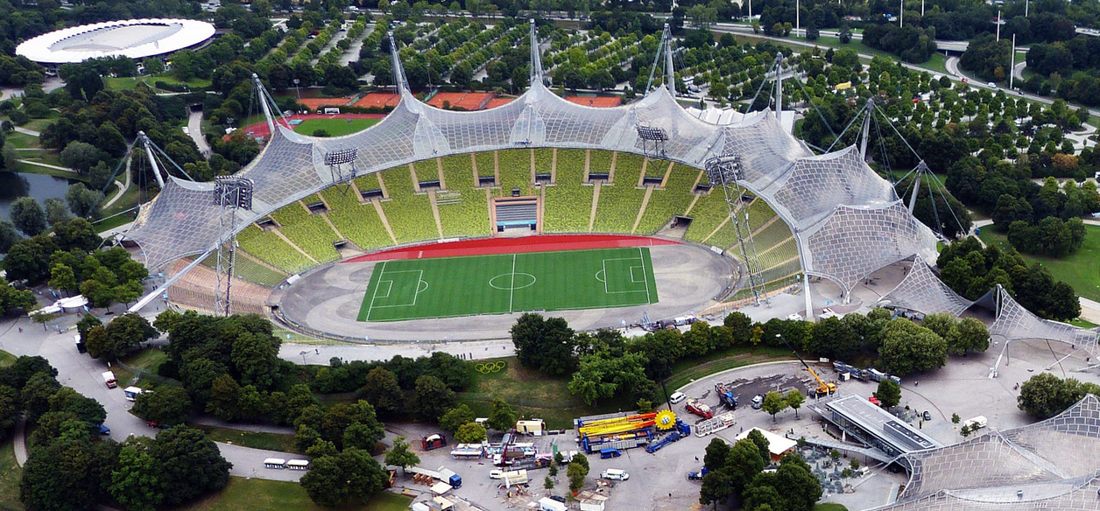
[669,392,686,404]
[601,469,629,481]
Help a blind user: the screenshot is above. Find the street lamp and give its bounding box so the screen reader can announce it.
[293,78,301,102]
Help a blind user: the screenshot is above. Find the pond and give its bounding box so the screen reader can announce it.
[0,171,76,223]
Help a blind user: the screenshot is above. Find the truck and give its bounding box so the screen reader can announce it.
[123,386,143,401]
[962,416,987,431]
[714,382,738,409]
[496,469,529,486]
[516,419,545,435]
[102,371,117,389]
[644,420,692,453]
[685,399,714,419]
[421,433,447,451]
[866,368,887,383]
[74,334,86,354]
[688,466,709,480]
[538,497,567,511]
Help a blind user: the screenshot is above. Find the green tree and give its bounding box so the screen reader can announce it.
[205,374,241,421]
[151,426,231,507]
[360,366,403,416]
[439,404,475,433]
[10,197,46,236]
[44,198,71,226]
[746,429,771,466]
[487,398,517,432]
[0,277,35,314]
[567,460,588,491]
[699,469,734,508]
[455,422,487,443]
[1018,373,1086,419]
[230,331,280,389]
[110,439,163,511]
[876,379,902,408]
[761,391,787,422]
[300,456,348,507]
[785,389,804,419]
[0,221,17,253]
[948,317,990,355]
[726,438,766,499]
[384,436,420,475]
[133,386,192,426]
[48,263,78,294]
[879,320,948,375]
[66,183,104,218]
[413,375,456,421]
[510,313,577,376]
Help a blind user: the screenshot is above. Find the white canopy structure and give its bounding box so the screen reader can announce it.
[875,395,1100,510]
[120,20,1097,355]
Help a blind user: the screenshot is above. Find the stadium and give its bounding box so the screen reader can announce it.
[14,18,215,65]
[120,24,1097,356]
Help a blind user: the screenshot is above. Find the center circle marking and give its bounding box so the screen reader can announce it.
[488,272,537,290]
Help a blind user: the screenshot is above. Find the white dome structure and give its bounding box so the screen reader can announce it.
[15,18,215,65]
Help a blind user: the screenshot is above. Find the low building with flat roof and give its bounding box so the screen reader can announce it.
[821,394,941,459]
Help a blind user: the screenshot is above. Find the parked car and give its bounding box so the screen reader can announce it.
[669,391,686,404]
[751,395,764,409]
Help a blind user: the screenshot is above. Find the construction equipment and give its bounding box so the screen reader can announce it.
[714,382,738,409]
[781,338,837,396]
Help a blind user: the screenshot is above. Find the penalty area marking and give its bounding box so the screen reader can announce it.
[365,268,426,321]
[600,255,650,295]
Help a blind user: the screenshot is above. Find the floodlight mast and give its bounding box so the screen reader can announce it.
[324,148,358,184]
[212,177,254,316]
[704,155,765,305]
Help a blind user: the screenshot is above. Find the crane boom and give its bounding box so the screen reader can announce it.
[779,338,837,396]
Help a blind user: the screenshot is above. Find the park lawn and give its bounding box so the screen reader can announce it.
[183,478,411,511]
[456,357,633,430]
[666,346,792,391]
[104,74,211,91]
[0,350,15,367]
[115,348,175,389]
[0,439,23,510]
[293,118,379,137]
[3,132,40,149]
[978,225,1100,303]
[191,424,301,454]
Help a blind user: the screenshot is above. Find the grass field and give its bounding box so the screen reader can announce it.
[358,248,659,322]
[183,478,411,511]
[978,225,1100,302]
[293,118,379,137]
[192,424,300,454]
[0,439,22,511]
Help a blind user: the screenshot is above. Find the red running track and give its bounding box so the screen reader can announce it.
[343,235,680,263]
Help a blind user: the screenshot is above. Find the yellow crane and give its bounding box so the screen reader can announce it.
[780,336,837,397]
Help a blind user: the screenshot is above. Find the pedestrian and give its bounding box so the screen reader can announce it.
[695,456,699,461]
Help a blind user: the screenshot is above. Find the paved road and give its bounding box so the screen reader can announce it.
[0,314,304,481]
[187,110,211,158]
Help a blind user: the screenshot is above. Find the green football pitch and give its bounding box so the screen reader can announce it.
[357,248,659,322]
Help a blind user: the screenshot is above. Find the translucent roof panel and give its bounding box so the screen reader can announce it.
[766,145,898,229]
[989,286,1100,352]
[125,177,222,269]
[880,260,973,316]
[801,201,939,295]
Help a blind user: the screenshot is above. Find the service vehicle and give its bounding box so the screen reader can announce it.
[601,468,629,481]
[669,391,686,404]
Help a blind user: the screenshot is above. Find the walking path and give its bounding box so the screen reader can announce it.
[12,417,26,466]
[187,110,211,158]
[102,158,131,209]
[12,126,40,137]
[16,159,76,173]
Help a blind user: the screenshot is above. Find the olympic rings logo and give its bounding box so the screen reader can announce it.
[475,361,506,374]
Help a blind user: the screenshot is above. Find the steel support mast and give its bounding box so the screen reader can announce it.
[705,155,765,305]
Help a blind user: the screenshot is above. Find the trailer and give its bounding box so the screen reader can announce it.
[644,420,692,453]
[264,458,287,469]
[449,443,484,459]
[286,459,310,470]
[421,433,447,451]
[516,419,545,435]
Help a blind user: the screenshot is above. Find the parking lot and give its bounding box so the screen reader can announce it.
[385,339,1100,511]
